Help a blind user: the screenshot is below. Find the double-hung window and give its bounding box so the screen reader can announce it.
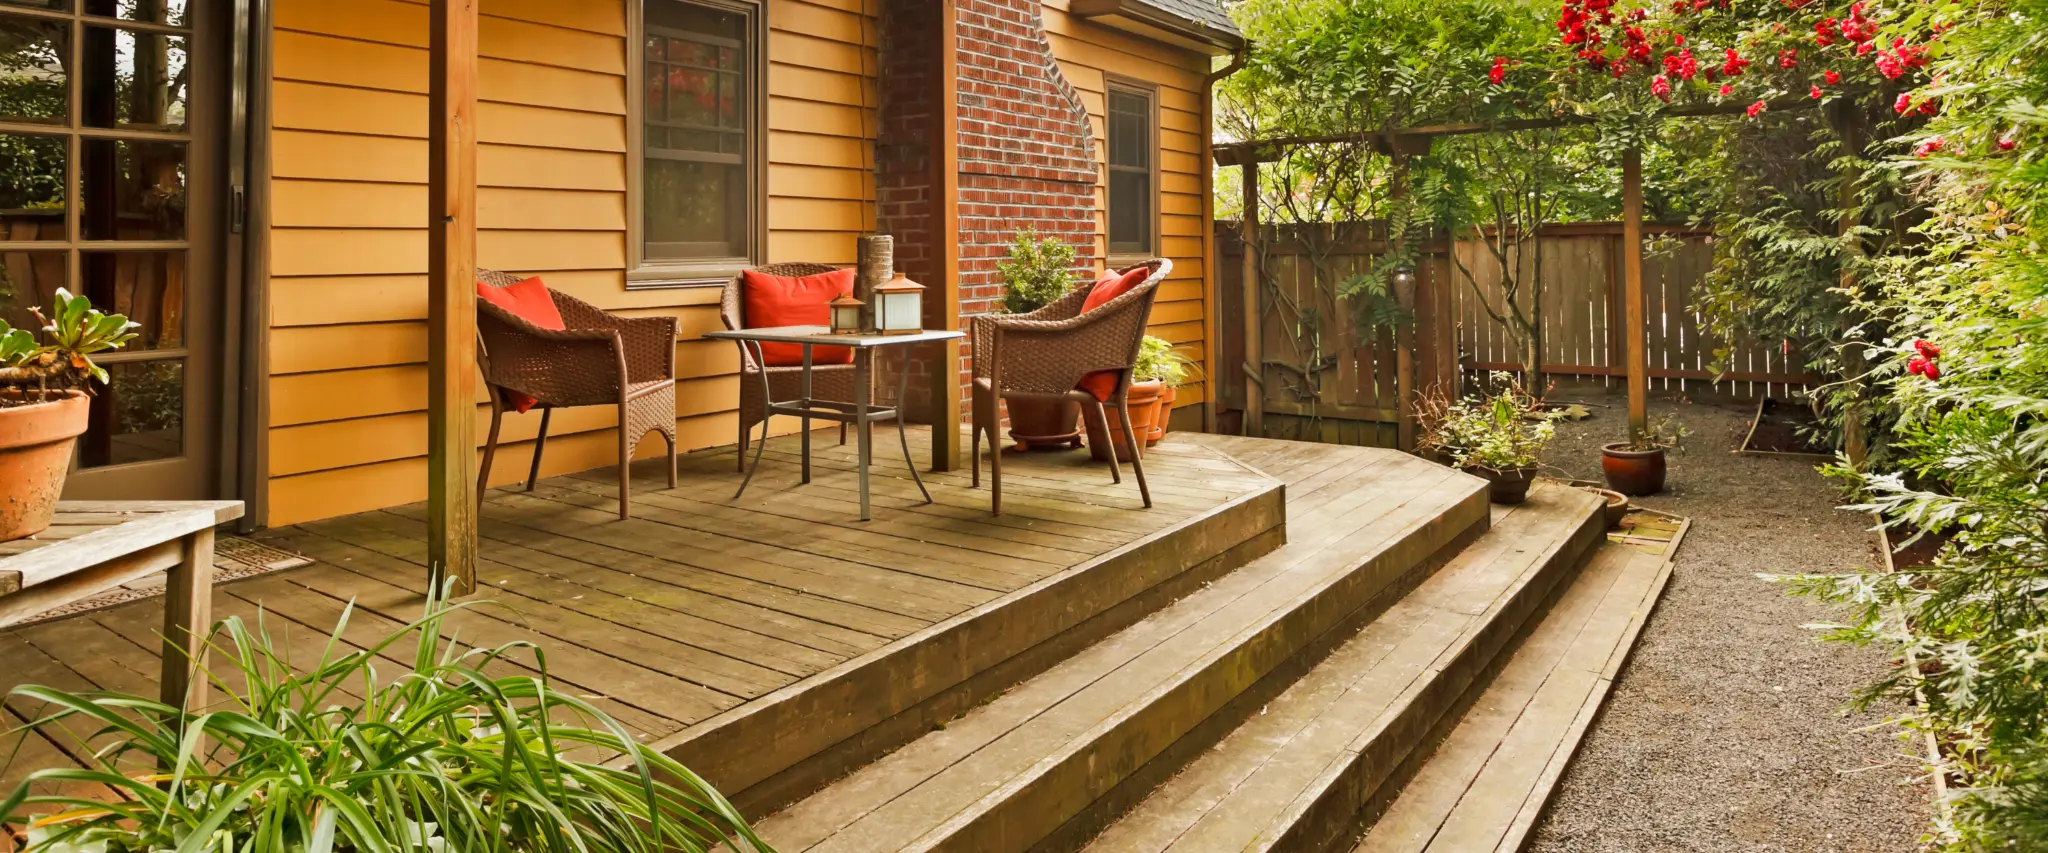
[1105,80,1157,258]
[634,0,765,285]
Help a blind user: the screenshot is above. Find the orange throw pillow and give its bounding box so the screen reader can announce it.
[741,268,857,366]
[477,276,566,413]
[1076,267,1151,401]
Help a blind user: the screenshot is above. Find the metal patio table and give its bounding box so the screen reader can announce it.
[704,325,966,521]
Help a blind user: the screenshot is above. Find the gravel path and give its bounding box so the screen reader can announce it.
[1525,397,1927,853]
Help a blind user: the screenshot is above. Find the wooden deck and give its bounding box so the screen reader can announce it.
[1,427,1284,806]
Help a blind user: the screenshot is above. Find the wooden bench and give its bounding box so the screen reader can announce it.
[0,501,244,712]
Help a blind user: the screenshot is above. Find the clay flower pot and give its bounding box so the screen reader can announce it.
[1582,486,1630,528]
[1600,443,1667,496]
[1147,385,1177,446]
[1090,379,1164,463]
[1,390,90,542]
[1007,397,1083,452]
[1464,464,1538,505]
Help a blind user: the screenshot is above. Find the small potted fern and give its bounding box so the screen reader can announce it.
[996,229,1085,451]
[0,290,138,541]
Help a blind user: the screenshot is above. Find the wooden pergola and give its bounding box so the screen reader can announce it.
[1214,91,1860,450]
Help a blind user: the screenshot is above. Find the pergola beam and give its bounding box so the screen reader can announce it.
[1622,146,1648,441]
[426,0,480,597]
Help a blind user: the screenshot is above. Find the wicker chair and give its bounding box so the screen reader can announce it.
[970,259,1170,515]
[475,269,679,520]
[718,263,862,470]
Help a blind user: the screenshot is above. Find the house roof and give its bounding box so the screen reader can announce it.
[1130,0,1240,37]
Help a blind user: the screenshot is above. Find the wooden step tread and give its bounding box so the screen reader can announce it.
[1352,532,1679,853]
[754,451,1490,853]
[1081,484,1607,853]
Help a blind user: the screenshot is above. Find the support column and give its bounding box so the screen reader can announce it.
[1240,159,1263,437]
[1622,146,1648,443]
[427,0,479,597]
[929,0,961,471]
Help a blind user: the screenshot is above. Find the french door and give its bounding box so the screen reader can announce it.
[0,0,226,499]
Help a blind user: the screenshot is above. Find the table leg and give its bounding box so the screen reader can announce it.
[897,344,933,503]
[801,344,814,485]
[735,341,775,500]
[160,527,214,719]
[855,347,873,521]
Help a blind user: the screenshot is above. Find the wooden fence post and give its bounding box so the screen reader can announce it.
[1241,159,1263,437]
[1622,147,1648,443]
[426,0,479,596]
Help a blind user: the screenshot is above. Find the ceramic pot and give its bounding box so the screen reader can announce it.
[1007,398,1083,452]
[1582,486,1629,528]
[1089,380,1164,463]
[1,390,89,542]
[1146,385,1177,446]
[1600,443,1667,496]
[1465,465,1537,505]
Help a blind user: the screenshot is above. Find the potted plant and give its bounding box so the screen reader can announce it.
[1601,414,1687,496]
[1093,335,1187,461]
[1422,378,1557,504]
[996,228,1085,451]
[1,596,768,852]
[0,290,138,542]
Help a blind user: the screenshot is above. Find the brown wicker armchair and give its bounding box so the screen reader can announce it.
[718,263,862,470]
[970,259,1170,515]
[475,269,679,520]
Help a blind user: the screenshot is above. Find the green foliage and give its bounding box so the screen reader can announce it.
[1,595,768,853]
[1133,335,1193,386]
[996,229,1079,315]
[1420,373,1558,470]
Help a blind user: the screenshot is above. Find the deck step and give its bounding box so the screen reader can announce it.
[1081,483,1606,853]
[753,446,1491,853]
[1352,537,1677,853]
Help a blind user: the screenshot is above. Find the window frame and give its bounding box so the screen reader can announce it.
[626,0,769,289]
[1103,75,1160,263]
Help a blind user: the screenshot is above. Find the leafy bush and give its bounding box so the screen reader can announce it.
[996,229,1079,315]
[1,597,768,853]
[1420,375,1557,471]
[1133,335,1192,386]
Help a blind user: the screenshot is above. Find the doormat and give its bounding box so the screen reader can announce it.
[10,536,314,629]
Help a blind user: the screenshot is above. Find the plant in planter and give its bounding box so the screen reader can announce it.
[1093,335,1190,461]
[1423,378,1557,504]
[0,290,138,542]
[994,228,1085,451]
[2,596,769,853]
[1601,414,1688,497]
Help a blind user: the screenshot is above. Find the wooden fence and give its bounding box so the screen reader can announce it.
[1215,220,1817,448]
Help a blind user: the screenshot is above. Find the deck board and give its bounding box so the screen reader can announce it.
[1,428,1271,792]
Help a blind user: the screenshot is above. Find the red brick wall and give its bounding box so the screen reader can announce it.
[879,0,1101,423]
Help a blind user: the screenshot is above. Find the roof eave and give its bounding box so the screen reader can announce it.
[1069,0,1246,56]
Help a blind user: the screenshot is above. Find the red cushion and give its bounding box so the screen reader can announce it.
[477,276,566,413]
[741,268,857,367]
[1076,267,1151,401]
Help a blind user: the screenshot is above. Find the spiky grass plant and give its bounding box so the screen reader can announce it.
[1,596,770,853]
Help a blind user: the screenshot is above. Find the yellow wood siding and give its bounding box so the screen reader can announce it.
[265,0,877,525]
[1042,2,1213,411]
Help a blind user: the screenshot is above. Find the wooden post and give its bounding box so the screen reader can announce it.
[427,0,479,597]
[1240,159,1263,437]
[159,526,214,719]
[1389,156,1416,452]
[928,0,961,471]
[1622,146,1648,443]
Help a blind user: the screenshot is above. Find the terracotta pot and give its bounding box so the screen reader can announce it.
[1006,397,1083,452]
[1,390,89,542]
[1464,464,1538,505]
[1146,385,1177,447]
[1581,486,1630,528]
[1089,380,1164,463]
[1600,443,1667,496]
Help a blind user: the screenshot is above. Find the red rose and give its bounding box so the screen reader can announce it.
[1907,356,1928,376]
[1778,49,1799,69]
[1914,339,1942,359]
[1722,48,1751,77]
[1915,137,1945,158]
[1489,56,1508,85]
[1923,362,1942,380]
[1719,83,1735,96]
[1811,85,1824,99]
[1746,100,1767,117]
[1824,70,1841,84]
[1999,135,2019,151]
[1652,74,1673,102]
[1895,93,1915,114]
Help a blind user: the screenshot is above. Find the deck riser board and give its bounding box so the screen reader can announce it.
[656,481,1288,804]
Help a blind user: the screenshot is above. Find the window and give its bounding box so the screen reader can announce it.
[1106,81,1157,258]
[633,0,765,285]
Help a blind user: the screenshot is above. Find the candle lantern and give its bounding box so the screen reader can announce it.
[873,273,925,335]
[828,292,865,335]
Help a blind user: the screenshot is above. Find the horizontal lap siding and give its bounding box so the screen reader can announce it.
[265,0,876,525]
[1042,2,1212,410]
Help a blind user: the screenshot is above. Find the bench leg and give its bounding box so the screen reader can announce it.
[160,528,214,728]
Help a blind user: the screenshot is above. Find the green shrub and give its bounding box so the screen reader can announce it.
[1,596,768,853]
[996,228,1079,315]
